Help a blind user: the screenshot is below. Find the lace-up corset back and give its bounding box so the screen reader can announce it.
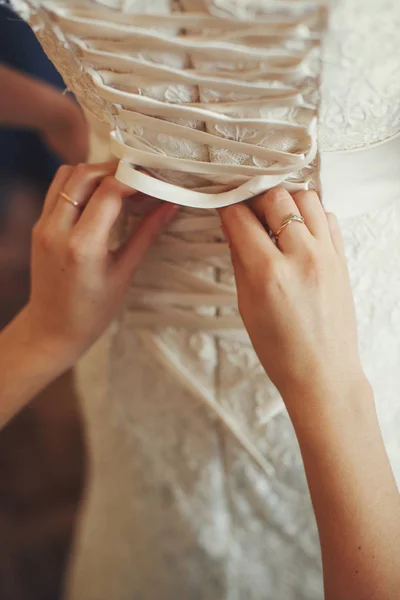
[16,0,330,207]
[8,3,400,600]
[15,0,400,195]
[11,0,400,331]
[11,0,400,375]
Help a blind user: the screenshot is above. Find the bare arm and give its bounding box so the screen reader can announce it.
[0,63,59,130]
[288,377,399,600]
[0,308,65,427]
[220,189,400,599]
[0,162,178,428]
[0,63,88,163]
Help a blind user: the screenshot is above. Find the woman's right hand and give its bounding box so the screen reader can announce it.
[22,161,178,370]
[220,192,400,600]
[219,188,367,413]
[0,161,178,427]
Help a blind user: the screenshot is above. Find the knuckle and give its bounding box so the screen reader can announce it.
[222,203,241,219]
[303,245,324,280]
[36,227,55,252]
[76,162,89,172]
[100,175,118,191]
[74,162,92,180]
[67,234,91,263]
[248,254,280,289]
[98,177,123,206]
[96,176,120,201]
[302,238,318,261]
[222,204,245,230]
[57,164,71,177]
[293,189,319,204]
[266,186,291,205]
[54,164,73,183]
[265,262,285,293]
[229,204,256,232]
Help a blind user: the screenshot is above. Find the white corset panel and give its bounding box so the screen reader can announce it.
[15,1,400,220]
[16,0,328,208]
[13,0,400,332]
[11,2,400,600]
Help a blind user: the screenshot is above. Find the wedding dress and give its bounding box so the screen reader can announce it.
[11,1,400,599]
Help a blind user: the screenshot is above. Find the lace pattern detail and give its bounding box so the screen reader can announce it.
[17,0,328,203]
[9,2,400,599]
[319,0,400,151]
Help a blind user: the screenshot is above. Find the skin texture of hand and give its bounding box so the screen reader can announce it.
[27,162,178,364]
[219,188,363,407]
[0,162,178,426]
[220,189,400,600]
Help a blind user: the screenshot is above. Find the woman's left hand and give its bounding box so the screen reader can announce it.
[22,161,178,368]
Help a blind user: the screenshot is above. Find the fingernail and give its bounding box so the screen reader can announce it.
[162,203,179,223]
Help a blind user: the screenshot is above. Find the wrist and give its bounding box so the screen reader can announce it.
[282,368,375,438]
[12,306,75,375]
[0,308,72,426]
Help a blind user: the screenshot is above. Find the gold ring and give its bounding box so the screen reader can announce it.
[60,191,80,208]
[275,214,305,239]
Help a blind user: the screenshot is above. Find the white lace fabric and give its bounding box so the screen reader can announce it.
[9,1,400,599]
[11,0,331,475]
[19,0,328,206]
[319,0,400,151]
[13,0,330,338]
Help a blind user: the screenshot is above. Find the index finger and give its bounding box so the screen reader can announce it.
[39,165,74,223]
[49,161,119,231]
[72,175,137,246]
[218,203,280,269]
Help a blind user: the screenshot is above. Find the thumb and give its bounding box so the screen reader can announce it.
[114,202,179,282]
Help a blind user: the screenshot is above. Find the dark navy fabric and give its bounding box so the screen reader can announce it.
[0,4,64,207]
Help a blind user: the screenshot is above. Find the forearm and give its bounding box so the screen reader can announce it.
[0,64,67,132]
[0,309,66,428]
[285,376,400,599]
